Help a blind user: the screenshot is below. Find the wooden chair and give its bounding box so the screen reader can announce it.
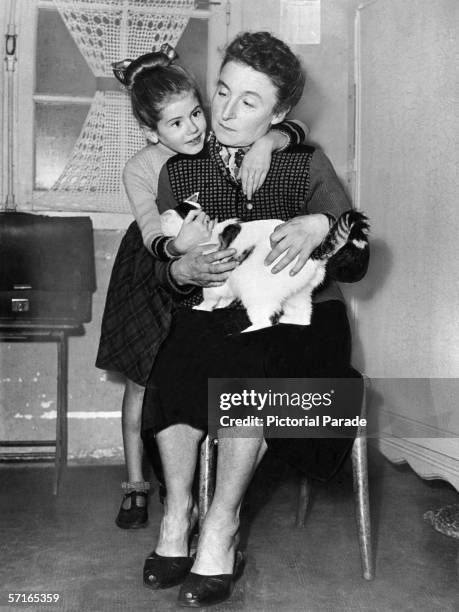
[198,375,374,580]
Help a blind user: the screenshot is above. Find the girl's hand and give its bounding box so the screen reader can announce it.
[172,210,216,254]
[239,136,272,201]
[240,130,289,200]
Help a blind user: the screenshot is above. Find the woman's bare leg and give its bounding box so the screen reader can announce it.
[155,424,204,556]
[192,431,267,575]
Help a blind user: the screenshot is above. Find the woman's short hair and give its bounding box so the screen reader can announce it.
[222,31,305,114]
[115,51,202,130]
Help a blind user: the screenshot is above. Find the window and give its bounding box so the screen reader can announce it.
[1,0,220,227]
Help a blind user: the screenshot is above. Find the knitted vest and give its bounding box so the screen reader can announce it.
[166,135,315,223]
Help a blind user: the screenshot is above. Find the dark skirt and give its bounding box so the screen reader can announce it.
[95,222,173,386]
[142,300,363,482]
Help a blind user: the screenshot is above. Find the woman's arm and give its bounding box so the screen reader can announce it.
[265,148,365,277]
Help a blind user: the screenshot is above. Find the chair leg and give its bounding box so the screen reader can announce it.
[198,435,216,532]
[352,433,374,580]
[296,476,312,528]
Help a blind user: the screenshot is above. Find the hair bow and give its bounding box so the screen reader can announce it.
[112,59,133,85]
[112,45,178,86]
[160,43,178,62]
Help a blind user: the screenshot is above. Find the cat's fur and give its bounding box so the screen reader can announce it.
[160,204,369,333]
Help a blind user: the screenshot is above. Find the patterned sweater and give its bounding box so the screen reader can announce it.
[153,133,361,304]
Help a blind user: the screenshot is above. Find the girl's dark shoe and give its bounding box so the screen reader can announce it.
[143,551,194,590]
[115,490,148,529]
[177,551,245,608]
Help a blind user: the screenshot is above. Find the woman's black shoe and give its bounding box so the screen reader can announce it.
[143,551,194,590]
[115,491,148,529]
[177,551,245,607]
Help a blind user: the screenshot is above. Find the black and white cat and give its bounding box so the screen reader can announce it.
[161,205,369,333]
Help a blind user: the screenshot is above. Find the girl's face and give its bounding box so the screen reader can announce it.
[146,91,207,154]
[211,61,287,148]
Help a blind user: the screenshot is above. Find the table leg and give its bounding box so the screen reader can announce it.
[54,331,68,495]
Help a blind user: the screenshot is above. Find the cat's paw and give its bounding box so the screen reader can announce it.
[192,302,214,311]
[240,323,268,333]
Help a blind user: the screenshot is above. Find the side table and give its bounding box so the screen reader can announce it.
[0,321,82,495]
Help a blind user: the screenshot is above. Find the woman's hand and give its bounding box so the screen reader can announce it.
[171,210,216,255]
[170,244,238,287]
[265,214,330,275]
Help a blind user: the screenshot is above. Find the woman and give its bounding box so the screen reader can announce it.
[141,32,368,607]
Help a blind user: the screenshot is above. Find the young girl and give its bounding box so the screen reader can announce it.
[96,44,307,529]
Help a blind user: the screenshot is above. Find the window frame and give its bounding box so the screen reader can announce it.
[2,0,227,229]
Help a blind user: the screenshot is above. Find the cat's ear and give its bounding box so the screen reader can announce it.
[218,223,242,250]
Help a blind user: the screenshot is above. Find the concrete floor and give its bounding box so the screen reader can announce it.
[0,448,457,612]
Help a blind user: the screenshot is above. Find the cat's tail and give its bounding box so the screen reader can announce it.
[311,210,369,282]
[311,210,369,262]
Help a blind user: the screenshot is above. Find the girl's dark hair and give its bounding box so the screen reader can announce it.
[114,50,202,130]
[222,32,305,113]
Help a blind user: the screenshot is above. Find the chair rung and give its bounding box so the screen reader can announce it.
[0,440,57,447]
[0,452,56,462]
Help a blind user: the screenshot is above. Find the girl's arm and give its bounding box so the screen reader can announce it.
[240,119,309,200]
[124,151,207,261]
[123,152,170,256]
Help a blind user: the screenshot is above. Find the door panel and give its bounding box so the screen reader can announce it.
[354,0,459,485]
[354,0,458,378]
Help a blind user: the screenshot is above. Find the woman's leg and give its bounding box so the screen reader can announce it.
[121,379,146,482]
[192,431,267,575]
[155,424,204,556]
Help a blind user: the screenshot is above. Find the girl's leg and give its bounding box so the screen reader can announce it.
[116,379,150,528]
[122,378,146,482]
[155,424,204,556]
[192,431,267,575]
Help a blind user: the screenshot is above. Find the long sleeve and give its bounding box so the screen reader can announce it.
[122,145,176,258]
[303,148,369,283]
[272,119,309,148]
[152,165,195,296]
[302,148,350,220]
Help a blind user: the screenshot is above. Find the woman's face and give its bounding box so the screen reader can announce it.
[211,61,286,148]
[146,91,207,155]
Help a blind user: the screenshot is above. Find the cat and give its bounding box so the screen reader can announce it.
[160,203,369,333]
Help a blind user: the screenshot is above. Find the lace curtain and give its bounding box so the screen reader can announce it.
[48,0,195,212]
